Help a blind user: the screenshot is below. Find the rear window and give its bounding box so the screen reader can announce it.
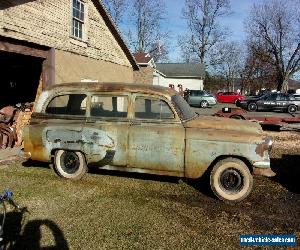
[46,94,87,116]
[171,94,197,120]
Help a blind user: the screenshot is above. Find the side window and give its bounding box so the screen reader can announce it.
[91,95,128,118]
[135,97,175,120]
[279,94,288,101]
[266,94,277,101]
[46,94,87,115]
[195,90,203,96]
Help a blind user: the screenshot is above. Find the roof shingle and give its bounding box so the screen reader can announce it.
[156,63,205,78]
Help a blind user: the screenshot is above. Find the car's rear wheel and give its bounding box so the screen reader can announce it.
[247,102,257,112]
[54,150,87,180]
[210,158,253,202]
[287,104,297,114]
[200,100,209,108]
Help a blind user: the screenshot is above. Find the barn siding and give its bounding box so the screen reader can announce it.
[0,0,132,68]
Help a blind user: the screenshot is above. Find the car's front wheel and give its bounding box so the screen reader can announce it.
[287,104,297,114]
[247,102,257,112]
[210,158,253,202]
[200,100,209,108]
[54,150,87,180]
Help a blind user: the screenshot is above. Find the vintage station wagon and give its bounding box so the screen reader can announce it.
[23,83,275,202]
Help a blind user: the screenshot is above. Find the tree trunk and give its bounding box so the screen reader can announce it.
[281,76,289,92]
[276,73,284,91]
[277,75,289,92]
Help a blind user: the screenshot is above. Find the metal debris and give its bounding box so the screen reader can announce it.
[0,103,33,150]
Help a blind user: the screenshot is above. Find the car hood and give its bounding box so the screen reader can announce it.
[184,115,263,135]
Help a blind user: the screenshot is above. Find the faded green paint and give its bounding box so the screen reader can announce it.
[23,82,273,179]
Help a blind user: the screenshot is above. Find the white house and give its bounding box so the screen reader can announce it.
[153,63,205,92]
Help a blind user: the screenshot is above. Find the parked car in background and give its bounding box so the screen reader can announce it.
[236,92,300,113]
[184,90,217,108]
[216,92,245,104]
[23,82,274,203]
[293,93,300,100]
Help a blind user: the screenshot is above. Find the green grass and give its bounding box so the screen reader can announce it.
[0,161,299,250]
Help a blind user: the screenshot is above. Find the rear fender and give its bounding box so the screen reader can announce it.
[42,126,115,163]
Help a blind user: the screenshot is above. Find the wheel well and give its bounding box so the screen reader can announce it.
[209,155,253,174]
[50,149,87,163]
[288,104,298,109]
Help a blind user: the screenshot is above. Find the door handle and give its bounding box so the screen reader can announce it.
[130,121,141,126]
[86,119,95,123]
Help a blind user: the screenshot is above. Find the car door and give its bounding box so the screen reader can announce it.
[187,90,196,105]
[276,93,289,111]
[217,93,225,102]
[128,94,185,174]
[225,92,234,103]
[85,93,130,167]
[261,93,277,110]
[188,90,200,105]
[228,93,235,103]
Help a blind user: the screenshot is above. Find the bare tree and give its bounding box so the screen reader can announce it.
[102,0,128,26]
[210,42,244,91]
[245,0,300,91]
[148,39,170,62]
[181,0,231,65]
[128,0,167,59]
[242,44,278,93]
[177,35,199,63]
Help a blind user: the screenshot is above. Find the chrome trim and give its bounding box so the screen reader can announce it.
[253,161,271,168]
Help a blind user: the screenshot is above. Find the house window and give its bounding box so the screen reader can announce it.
[72,0,85,39]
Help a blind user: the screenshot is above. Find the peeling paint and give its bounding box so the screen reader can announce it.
[24,83,273,179]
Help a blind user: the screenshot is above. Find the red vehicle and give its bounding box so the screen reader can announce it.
[216,92,245,104]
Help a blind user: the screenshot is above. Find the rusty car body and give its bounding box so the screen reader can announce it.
[23,83,274,202]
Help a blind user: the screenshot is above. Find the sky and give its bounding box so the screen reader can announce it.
[163,0,260,61]
[119,0,263,62]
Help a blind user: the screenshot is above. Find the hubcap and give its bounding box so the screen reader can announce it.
[60,151,80,174]
[249,104,256,110]
[219,168,243,192]
[201,101,208,107]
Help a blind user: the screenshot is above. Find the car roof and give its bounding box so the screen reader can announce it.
[45,82,177,99]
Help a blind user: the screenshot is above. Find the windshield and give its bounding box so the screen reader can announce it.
[171,94,197,120]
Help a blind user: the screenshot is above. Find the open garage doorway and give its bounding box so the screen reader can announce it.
[0,50,44,108]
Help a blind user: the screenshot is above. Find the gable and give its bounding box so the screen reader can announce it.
[0,0,138,69]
